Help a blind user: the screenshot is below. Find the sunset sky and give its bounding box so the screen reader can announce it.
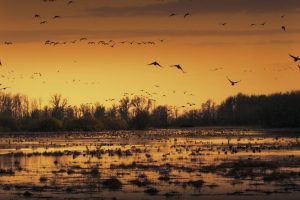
[0,0,300,107]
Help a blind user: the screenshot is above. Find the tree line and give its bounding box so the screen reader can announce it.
[0,91,299,132]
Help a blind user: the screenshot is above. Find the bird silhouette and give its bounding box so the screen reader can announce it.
[170,65,186,73]
[34,14,41,18]
[40,21,47,24]
[220,23,227,26]
[4,41,13,45]
[227,76,241,86]
[184,13,190,18]
[289,54,300,62]
[53,15,61,19]
[281,26,286,31]
[0,87,10,90]
[260,22,266,26]
[148,61,163,68]
[249,23,256,27]
[169,13,176,17]
[210,67,223,71]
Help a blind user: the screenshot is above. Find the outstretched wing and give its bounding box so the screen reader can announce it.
[289,54,299,61]
[226,76,234,84]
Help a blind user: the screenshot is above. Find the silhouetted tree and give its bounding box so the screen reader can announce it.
[1,91,300,132]
[151,105,169,128]
[50,94,68,120]
[119,97,130,121]
[94,105,106,120]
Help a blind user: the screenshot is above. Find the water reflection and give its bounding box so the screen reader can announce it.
[0,129,299,199]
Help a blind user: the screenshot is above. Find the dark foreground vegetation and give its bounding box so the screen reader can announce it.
[0,91,300,132]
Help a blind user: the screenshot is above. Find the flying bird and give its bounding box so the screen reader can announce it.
[0,87,10,90]
[53,15,61,19]
[4,41,13,45]
[289,54,300,62]
[184,13,191,18]
[260,22,266,26]
[169,13,176,17]
[249,23,256,27]
[281,26,286,31]
[227,76,241,86]
[170,65,187,73]
[148,61,163,68]
[40,21,47,24]
[220,23,227,26]
[210,67,223,71]
[34,14,41,18]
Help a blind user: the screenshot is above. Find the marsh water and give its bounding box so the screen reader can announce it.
[0,128,299,200]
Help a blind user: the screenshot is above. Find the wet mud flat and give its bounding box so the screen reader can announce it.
[0,128,299,200]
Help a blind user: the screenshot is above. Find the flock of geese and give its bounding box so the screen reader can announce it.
[0,0,299,105]
[148,61,187,73]
[44,38,163,48]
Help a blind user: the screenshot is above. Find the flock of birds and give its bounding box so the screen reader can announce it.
[148,61,187,73]
[44,38,164,48]
[0,0,299,107]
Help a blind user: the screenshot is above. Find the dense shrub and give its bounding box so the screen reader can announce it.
[38,118,62,131]
[0,115,19,131]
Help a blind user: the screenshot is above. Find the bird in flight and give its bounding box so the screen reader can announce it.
[40,21,47,24]
[220,23,227,26]
[0,87,10,90]
[170,65,187,73]
[53,15,61,19]
[184,13,191,18]
[289,54,300,62]
[148,61,163,68]
[4,41,13,45]
[260,22,266,26]
[169,13,176,17]
[281,26,286,31]
[227,76,241,86]
[210,67,224,71]
[34,14,41,18]
[249,23,256,27]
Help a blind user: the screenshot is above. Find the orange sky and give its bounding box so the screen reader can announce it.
[0,0,300,107]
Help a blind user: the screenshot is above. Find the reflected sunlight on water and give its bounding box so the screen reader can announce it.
[0,128,299,199]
